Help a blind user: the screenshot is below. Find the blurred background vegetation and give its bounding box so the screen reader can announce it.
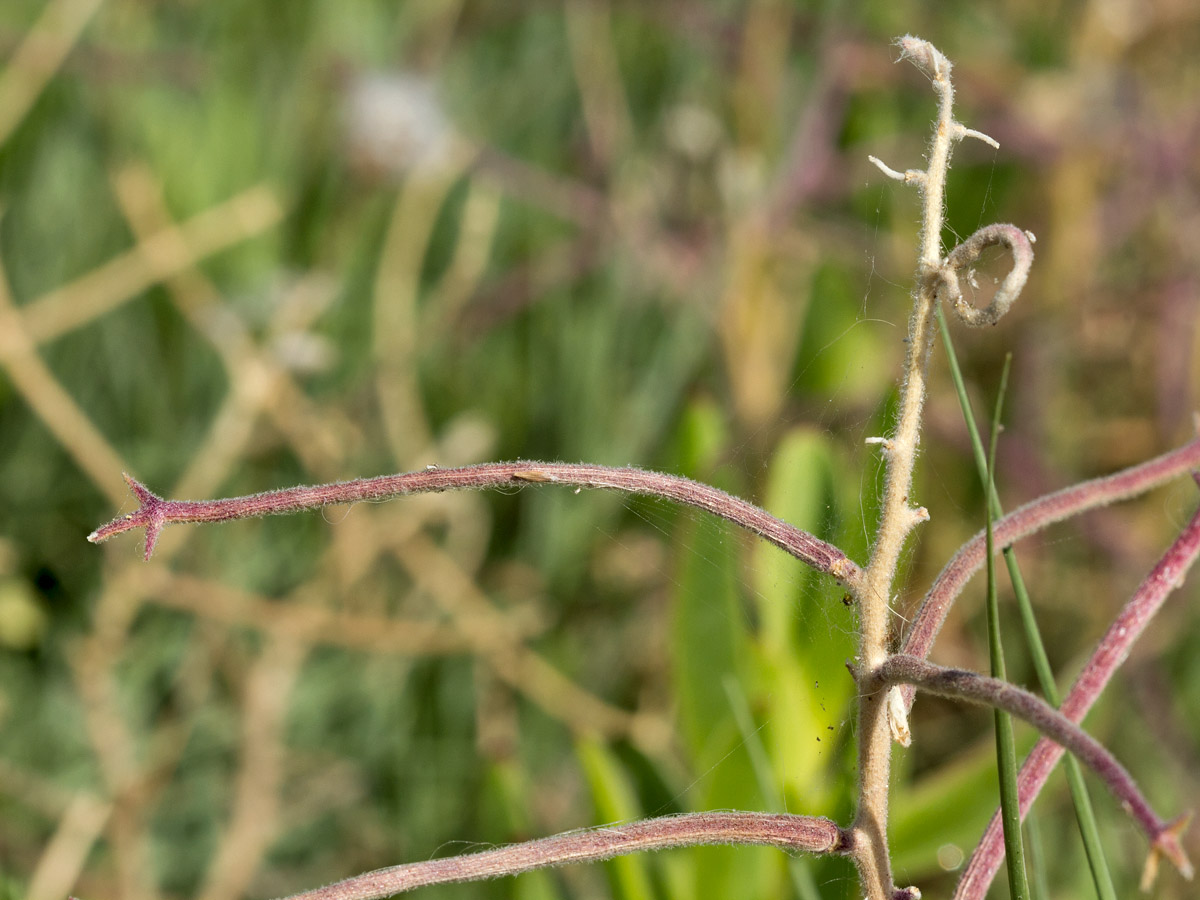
[1,1,1199,898]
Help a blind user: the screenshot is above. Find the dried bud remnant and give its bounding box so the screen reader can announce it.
[896,35,950,81]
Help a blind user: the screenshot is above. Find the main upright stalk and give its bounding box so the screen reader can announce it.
[852,37,978,900]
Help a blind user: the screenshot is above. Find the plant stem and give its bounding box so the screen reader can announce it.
[271,813,850,900]
[875,654,1188,870]
[88,464,860,586]
[900,433,1200,695]
[936,304,1117,900]
[955,482,1200,898]
[854,37,974,899]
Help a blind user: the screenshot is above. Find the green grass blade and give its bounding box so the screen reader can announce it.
[937,307,1117,900]
[985,354,1030,900]
[577,740,658,900]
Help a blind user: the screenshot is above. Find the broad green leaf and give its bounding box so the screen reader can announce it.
[751,427,856,810]
[577,739,657,900]
[890,731,1037,879]
[753,427,832,658]
[793,263,894,406]
[669,487,781,899]
[479,761,565,900]
[671,507,746,763]
[674,397,729,480]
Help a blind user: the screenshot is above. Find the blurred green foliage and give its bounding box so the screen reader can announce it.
[1,2,1199,900]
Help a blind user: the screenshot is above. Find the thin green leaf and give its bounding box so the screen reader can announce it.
[577,739,658,900]
[985,353,1030,900]
[482,762,566,900]
[937,307,1117,900]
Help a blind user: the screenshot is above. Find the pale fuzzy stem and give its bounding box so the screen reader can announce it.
[958,126,999,148]
[900,434,1200,711]
[953,490,1200,900]
[87,464,861,587]
[859,33,957,648]
[853,35,960,900]
[270,813,849,900]
[876,655,1188,871]
[867,155,918,183]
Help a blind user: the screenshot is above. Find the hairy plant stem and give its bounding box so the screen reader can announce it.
[937,306,1117,900]
[853,37,961,900]
[82,36,1193,900]
[876,655,1191,879]
[88,464,860,585]
[899,433,1200,711]
[954,482,1200,899]
[272,813,850,900]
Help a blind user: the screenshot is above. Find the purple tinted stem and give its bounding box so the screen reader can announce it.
[953,489,1200,899]
[901,435,1200,697]
[876,655,1180,855]
[271,812,849,900]
[87,463,860,583]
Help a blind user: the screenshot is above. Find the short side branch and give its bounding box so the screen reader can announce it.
[87,464,861,586]
[876,655,1192,878]
[271,812,850,900]
[939,224,1035,328]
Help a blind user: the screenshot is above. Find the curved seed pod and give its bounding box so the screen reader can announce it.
[938,223,1035,327]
